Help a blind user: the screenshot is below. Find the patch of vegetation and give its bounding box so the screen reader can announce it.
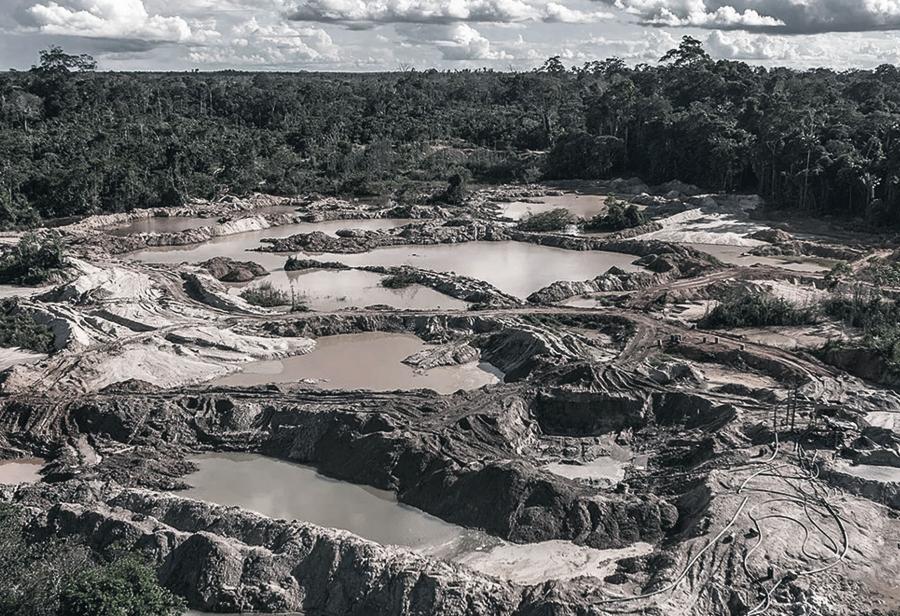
[516,208,575,232]
[860,260,900,286]
[0,503,184,616]
[0,298,55,353]
[822,294,900,330]
[821,293,900,367]
[284,257,349,271]
[0,232,67,285]
[823,261,852,289]
[239,281,290,307]
[583,200,646,232]
[699,292,818,329]
[431,170,471,206]
[59,556,185,616]
[382,270,419,289]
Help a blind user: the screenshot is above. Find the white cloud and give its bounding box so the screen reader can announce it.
[397,22,512,60]
[24,0,216,43]
[543,2,612,23]
[603,0,900,33]
[440,23,511,58]
[287,0,609,26]
[704,30,798,60]
[189,17,338,65]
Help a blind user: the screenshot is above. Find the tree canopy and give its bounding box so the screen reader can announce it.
[3,41,900,228]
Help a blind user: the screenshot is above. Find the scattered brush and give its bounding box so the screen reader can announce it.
[515,208,575,232]
[699,292,818,329]
[239,281,290,307]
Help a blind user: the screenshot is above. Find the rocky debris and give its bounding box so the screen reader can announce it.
[181,272,263,313]
[260,221,507,254]
[638,360,704,386]
[528,268,659,304]
[298,197,383,222]
[200,257,268,282]
[749,228,795,244]
[524,245,719,307]
[382,203,451,219]
[820,345,900,389]
[606,177,652,195]
[402,340,482,370]
[532,388,649,436]
[56,193,299,236]
[821,463,900,509]
[482,184,564,203]
[748,238,862,261]
[364,265,523,308]
[262,311,630,382]
[653,180,703,198]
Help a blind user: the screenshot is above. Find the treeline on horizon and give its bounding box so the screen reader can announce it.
[2,38,900,229]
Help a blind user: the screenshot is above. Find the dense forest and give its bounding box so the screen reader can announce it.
[3,39,900,228]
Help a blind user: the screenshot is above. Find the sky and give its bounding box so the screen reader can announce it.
[3,0,900,72]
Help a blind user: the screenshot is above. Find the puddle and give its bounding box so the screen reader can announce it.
[305,242,642,299]
[228,268,467,312]
[209,332,502,393]
[499,194,609,221]
[184,453,474,554]
[685,243,833,273]
[0,458,44,484]
[542,457,627,483]
[183,453,653,584]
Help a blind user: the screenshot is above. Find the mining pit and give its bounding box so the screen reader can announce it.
[1,181,899,615]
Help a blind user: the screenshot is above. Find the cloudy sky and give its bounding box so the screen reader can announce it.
[2,0,900,71]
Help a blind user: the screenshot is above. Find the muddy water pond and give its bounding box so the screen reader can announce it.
[498,194,609,221]
[311,241,642,299]
[108,216,218,237]
[128,221,642,301]
[183,453,653,584]
[210,332,502,393]
[108,205,302,237]
[229,268,468,312]
[0,458,44,484]
[128,219,464,311]
[127,218,414,266]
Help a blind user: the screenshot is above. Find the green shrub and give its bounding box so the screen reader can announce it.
[239,281,290,307]
[822,294,900,366]
[382,271,419,289]
[516,208,575,232]
[583,200,646,232]
[822,295,900,330]
[699,292,817,328]
[58,556,184,616]
[0,503,183,616]
[0,232,67,285]
[0,298,55,353]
